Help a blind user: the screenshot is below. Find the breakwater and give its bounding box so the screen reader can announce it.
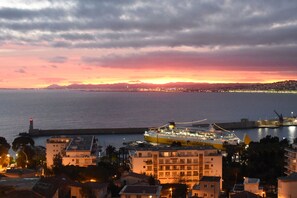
[24,127,148,137]
[20,117,297,137]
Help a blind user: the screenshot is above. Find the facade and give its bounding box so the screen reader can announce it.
[119,185,162,198]
[284,143,297,175]
[62,136,98,167]
[46,136,71,168]
[46,136,98,168]
[278,172,297,198]
[129,146,222,187]
[191,176,221,198]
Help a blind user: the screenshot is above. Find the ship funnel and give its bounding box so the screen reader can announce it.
[169,122,176,130]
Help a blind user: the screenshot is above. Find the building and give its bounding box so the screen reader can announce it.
[62,136,98,167]
[229,177,265,197]
[115,171,155,187]
[129,146,222,188]
[284,143,297,175]
[191,176,221,198]
[46,136,71,168]
[119,185,162,198]
[278,172,297,198]
[46,136,99,168]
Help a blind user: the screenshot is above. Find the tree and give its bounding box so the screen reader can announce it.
[12,136,34,152]
[105,145,117,163]
[0,137,11,167]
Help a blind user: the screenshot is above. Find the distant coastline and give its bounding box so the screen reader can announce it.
[46,80,297,94]
[1,80,297,94]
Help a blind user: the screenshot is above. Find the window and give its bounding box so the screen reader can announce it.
[193,159,198,163]
[180,165,185,170]
[159,172,164,177]
[163,152,169,157]
[159,165,163,170]
[165,165,170,170]
[136,195,141,198]
[165,172,170,176]
[147,166,152,171]
[187,166,192,170]
[159,159,164,164]
[138,152,142,157]
[193,171,198,176]
[204,184,207,188]
[187,171,191,176]
[187,159,192,163]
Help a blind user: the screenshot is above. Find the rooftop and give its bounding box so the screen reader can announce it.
[230,191,261,198]
[129,145,217,151]
[278,172,297,181]
[66,136,94,151]
[244,177,260,184]
[200,176,221,182]
[120,185,161,195]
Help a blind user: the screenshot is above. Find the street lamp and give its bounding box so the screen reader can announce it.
[169,188,172,198]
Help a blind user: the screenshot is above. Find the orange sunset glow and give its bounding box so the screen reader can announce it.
[0,1,296,88]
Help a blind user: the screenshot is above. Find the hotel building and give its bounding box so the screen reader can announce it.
[129,146,222,188]
[46,136,98,168]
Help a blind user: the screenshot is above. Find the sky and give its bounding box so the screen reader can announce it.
[0,0,297,88]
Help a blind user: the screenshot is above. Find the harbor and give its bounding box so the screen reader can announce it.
[22,115,297,138]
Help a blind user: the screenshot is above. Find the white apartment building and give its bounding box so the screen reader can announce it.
[46,136,98,168]
[129,146,222,188]
[46,136,71,168]
[62,136,98,167]
[284,143,297,175]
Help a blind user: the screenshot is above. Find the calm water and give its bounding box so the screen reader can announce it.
[0,90,296,147]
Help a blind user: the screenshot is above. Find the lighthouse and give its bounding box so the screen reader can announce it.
[29,118,34,133]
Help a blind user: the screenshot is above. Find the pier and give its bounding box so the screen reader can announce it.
[20,117,297,137]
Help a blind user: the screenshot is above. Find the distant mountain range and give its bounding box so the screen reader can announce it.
[46,80,297,92]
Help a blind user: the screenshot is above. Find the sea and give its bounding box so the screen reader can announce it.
[0,90,296,149]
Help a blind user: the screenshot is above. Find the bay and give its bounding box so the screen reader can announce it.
[0,90,296,147]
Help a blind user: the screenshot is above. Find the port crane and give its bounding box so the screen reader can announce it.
[274,110,284,124]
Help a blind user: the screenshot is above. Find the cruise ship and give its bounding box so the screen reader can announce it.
[144,122,241,150]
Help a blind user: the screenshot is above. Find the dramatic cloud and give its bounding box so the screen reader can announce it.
[0,0,296,87]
